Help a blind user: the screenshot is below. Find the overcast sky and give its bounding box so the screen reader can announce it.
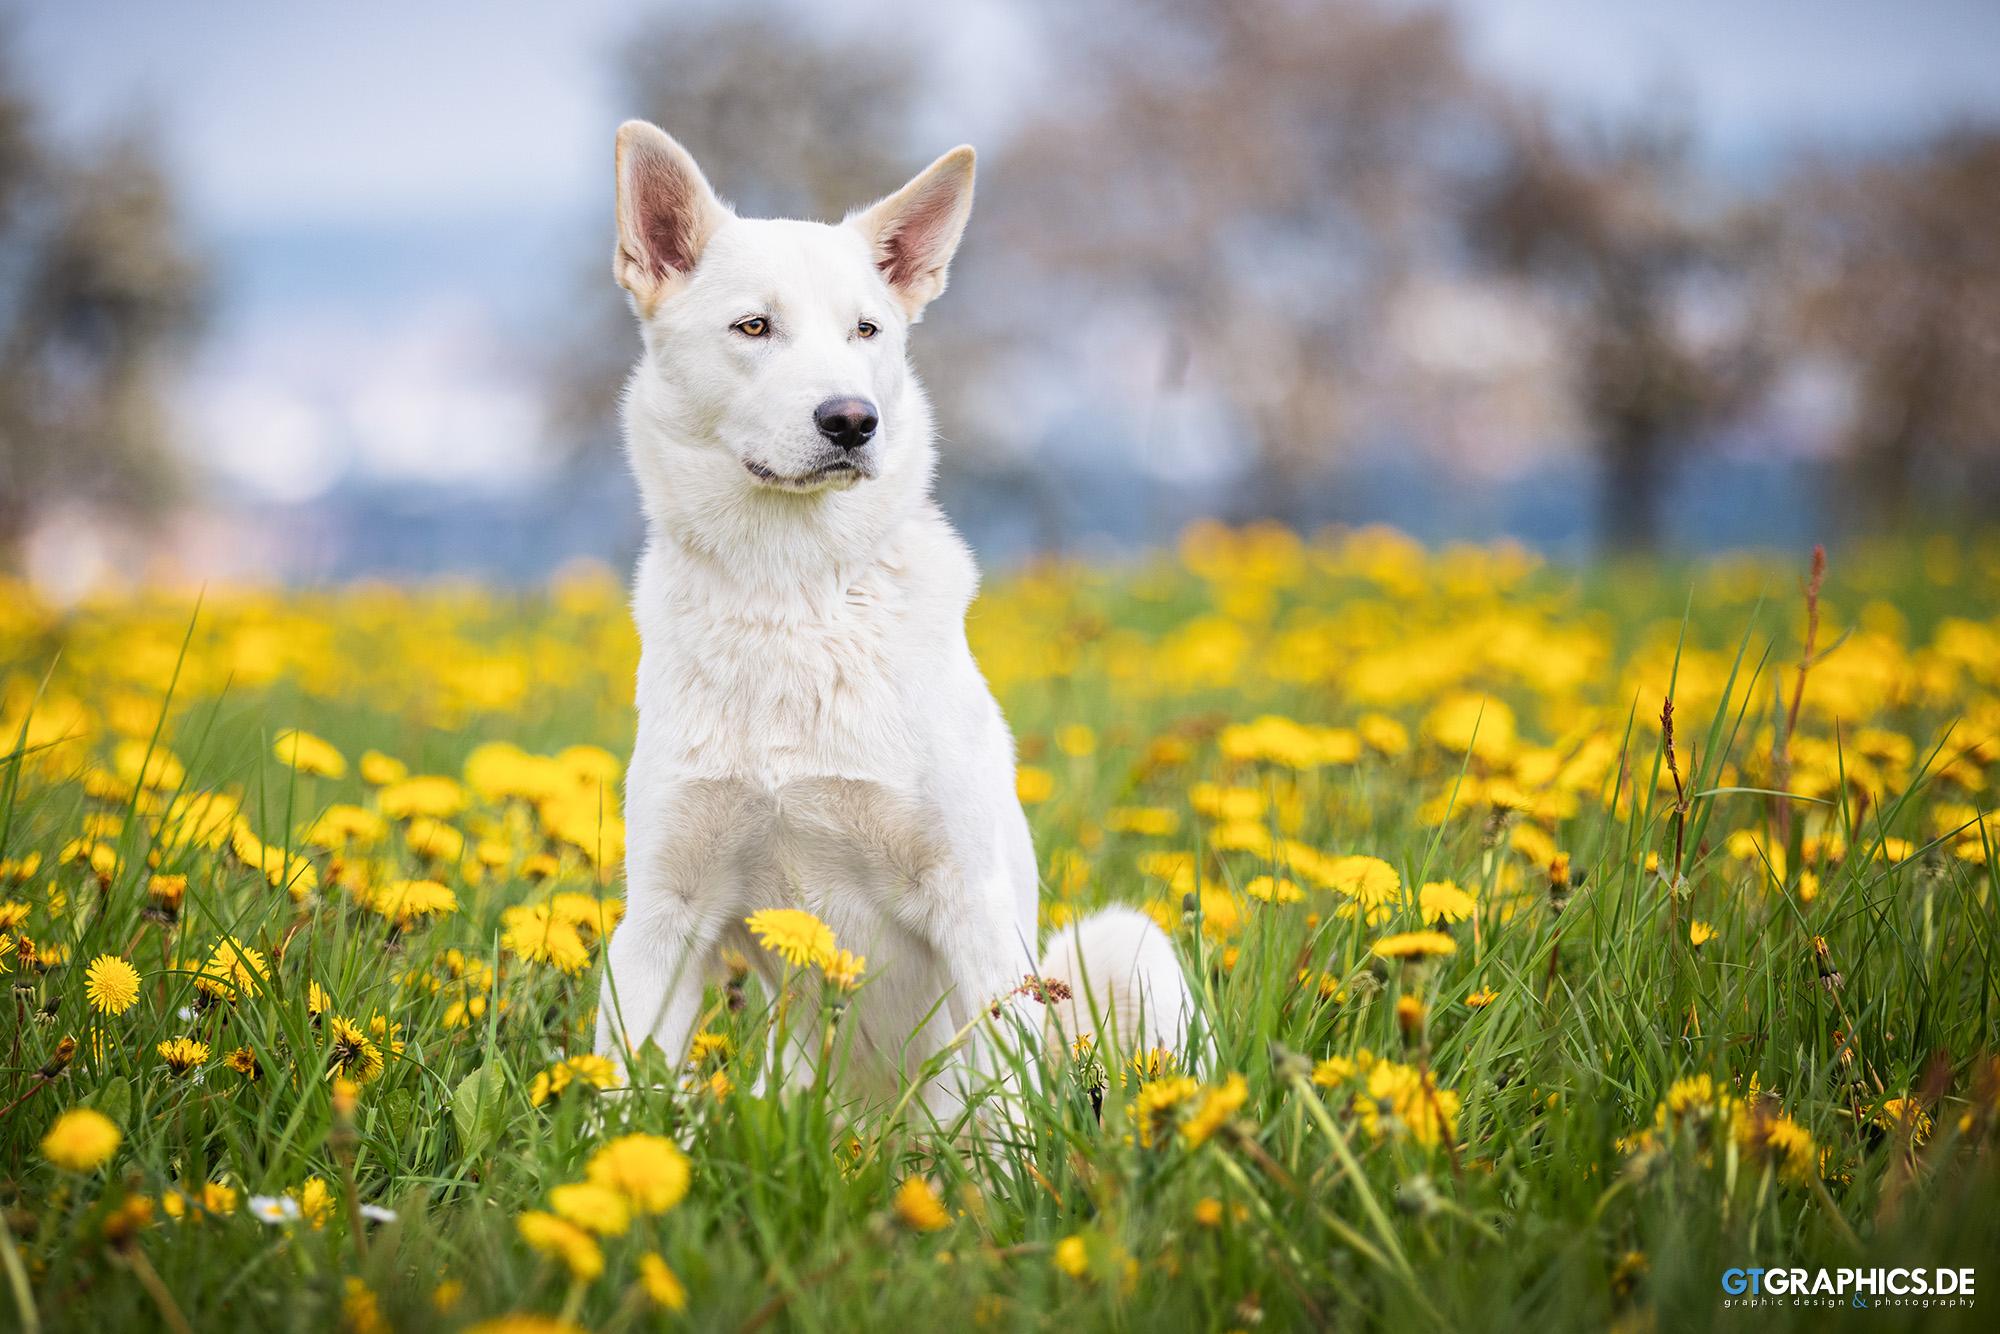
[14,0,2000,507]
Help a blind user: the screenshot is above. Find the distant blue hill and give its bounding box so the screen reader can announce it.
[256,450,1840,586]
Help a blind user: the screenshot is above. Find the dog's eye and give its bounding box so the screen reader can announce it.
[855,320,878,339]
[732,317,769,338]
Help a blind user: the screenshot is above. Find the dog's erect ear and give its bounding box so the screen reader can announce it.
[614,120,730,312]
[850,146,975,319]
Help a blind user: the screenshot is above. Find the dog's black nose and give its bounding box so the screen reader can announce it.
[814,396,879,450]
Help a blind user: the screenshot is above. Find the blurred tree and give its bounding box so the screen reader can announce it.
[1471,110,1773,550]
[547,10,922,471]
[1786,131,2000,524]
[0,72,206,569]
[991,0,1506,525]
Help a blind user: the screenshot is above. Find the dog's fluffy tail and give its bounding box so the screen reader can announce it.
[1038,906,1199,1061]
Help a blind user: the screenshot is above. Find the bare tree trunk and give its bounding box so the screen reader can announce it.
[1600,426,1666,552]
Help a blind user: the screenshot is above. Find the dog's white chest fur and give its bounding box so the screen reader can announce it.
[634,533,927,785]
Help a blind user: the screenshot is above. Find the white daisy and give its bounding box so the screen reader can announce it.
[248,1195,301,1224]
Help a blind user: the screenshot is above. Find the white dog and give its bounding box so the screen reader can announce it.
[593,121,1195,1118]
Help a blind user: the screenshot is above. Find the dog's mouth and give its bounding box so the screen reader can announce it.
[743,458,872,492]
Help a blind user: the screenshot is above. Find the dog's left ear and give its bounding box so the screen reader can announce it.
[850,146,975,319]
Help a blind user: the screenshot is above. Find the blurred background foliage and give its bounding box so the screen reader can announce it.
[1,0,1997,586]
[0,90,205,563]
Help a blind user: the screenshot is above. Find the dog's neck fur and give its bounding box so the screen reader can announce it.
[624,367,940,608]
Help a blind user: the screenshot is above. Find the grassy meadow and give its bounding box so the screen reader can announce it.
[2,523,1999,1332]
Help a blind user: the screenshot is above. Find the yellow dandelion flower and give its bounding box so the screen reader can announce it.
[1170,885,1237,940]
[1312,1053,1363,1087]
[342,1277,387,1334]
[1662,1074,1718,1117]
[548,1182,631,1237]
[1396,994,1428,1037]
[1189,783,1266,822]
[548,892,623,939]
[1053,1234,1091,1277]
[528,1056,603,1106]
[1127,1047,1181,1083]
[1423,693,1516,761]
[41,1107,121,1171]
[101,1193,154,1246]
[892,1175,951,1231]
[516,1210,603,1280]
[1354,1060,1460,1147]
[687,1032,733,1068]
[377,775,467,820]
[358,751,408,786]
[1417,880,1477,924]
[1465,987,1500,1008]
[1874,1097,1933,1146]
[157,1036,209,1075]
[1373,930,1457,960]
[196,935,270,1002]
[147,874,186,917]
[1182,1073,1249,1147]
[297,1177,335,1228]
[273,729,347,778]
[330,1077,360,1119]
[325,1015,385,1083]
[303,805,386,850]
[163,1180,238,1219]
[1689,919,1718,948]
[1320,854,1402,910]
[368,878,457,927]
[528,1053,620,1106]
[744,908,836,969]
[1244,875,1305,904]
[1741,1108,1817,1182]
[639,1253,687,1311]
[1130,1074,1200,1148]
[404,816,465,862]
[1359,713,1410,757]
[1056,724,1096,757]
[84,955,141,1014]
[111,739,185,791]
[823,948,867,991]
[500,904,592,974]
[584,1133,690,1214]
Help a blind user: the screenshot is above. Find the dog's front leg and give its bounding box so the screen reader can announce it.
[595,897,715,1073]
[913,862,1044,1122]
[915,862,1036,1022]
[596,779,766,1072]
